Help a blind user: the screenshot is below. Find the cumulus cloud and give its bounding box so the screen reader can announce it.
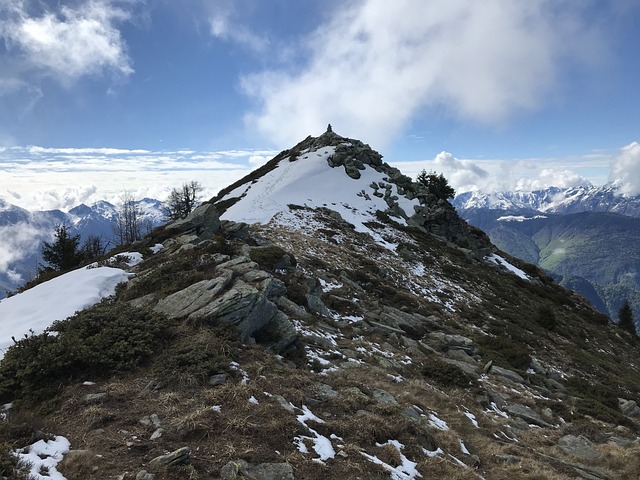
[242,0,603,148]
[0,0,134,89]
[610,141,640,196]
[393,150,594,194]
[514,168,592,191]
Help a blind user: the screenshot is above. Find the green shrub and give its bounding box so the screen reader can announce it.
[476,336,532,371]
[249,246,296,271]
[0,304,173,403]
[0,443,29,479]
[535,305,558,330]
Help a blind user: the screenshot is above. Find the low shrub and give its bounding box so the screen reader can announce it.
[476,335,532,371]
[421,357,476,388]
[249,246,297,271]
[118,254,208,300]
[0,443,29,479]
[535,305,558,330]
[0,304,173,403]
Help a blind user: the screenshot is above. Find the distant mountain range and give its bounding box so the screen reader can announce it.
[454,182,640,217]
[0,198,165,297]
[453,183,640,321]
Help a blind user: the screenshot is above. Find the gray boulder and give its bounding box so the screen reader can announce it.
[148,447,190,469]
[165,203,221,240]
[504,403,551,428]
[619,398,640,417]
[557,435,602,461]
[153,270,233,319]
[188,280,278,342]
[220,459,294,480]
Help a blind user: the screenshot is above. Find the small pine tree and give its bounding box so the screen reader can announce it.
[41,224,82,271]
[416,170,455,201]
[618,300,637,336]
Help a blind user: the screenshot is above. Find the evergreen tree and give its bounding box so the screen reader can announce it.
[416,170,456,201]
[618,300,637,336]
[41,224,82,271]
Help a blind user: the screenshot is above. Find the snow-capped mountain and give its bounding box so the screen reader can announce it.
[0,198,165,297]
[453,183,640,217]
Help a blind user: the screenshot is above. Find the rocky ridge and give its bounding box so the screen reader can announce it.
[2,131,640,479]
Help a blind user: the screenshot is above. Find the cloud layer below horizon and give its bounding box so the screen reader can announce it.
[3,141,640,213]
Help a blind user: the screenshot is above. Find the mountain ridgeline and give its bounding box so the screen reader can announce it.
[2,130,640,479]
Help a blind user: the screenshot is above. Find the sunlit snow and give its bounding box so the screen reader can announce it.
[219,147,420,236]
[0,266,131,357]
[486,254,529,281]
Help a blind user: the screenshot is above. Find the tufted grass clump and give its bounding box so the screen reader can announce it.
[0,303,173,404]
[153,326,240,385]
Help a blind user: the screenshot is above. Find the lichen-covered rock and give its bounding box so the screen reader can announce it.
[153,270,233,319]
[188,280,278,341]
[220,459,295,480]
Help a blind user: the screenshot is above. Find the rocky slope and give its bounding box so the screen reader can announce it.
[2,129,640,480]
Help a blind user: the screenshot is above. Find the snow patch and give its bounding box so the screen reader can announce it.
[0,266,131,357]
[361,440,421,480]
[294,405,336,462]
[15,436,71,480]
[486,254,529,281]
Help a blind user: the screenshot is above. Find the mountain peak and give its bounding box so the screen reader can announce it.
[212,131,490,257]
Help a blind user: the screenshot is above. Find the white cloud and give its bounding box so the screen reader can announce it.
[242,0,603,148]
[205,0,269,52]
[392,150,595,194]
[6,269,23,284]
[514,168,591,191]
[0,0,133,87]
[0,222,46,273]
[610,141,640,196]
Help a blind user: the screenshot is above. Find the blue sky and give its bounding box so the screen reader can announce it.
[1,0,640,210]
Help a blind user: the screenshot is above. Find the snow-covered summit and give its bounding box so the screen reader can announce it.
[213,129,417,230]
[212,128,492,258]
